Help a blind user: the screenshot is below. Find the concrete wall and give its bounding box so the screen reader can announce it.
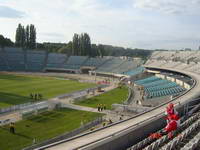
[82,103,194,150]
[84,116,166,150]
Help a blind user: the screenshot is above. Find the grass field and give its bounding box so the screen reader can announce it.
[0,73,95,108]
[0,108,102,150]
[75,86,128,109]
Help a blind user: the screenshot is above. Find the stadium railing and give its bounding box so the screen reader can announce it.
[22,117,103,150]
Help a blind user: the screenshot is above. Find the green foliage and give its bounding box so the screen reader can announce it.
[37,42,67,52]
[0,108,102,150]
[0,74,95,108]
[0,35,14,48]
[72,33,92,56]
[15,23,36,49]
[29,24,36,49]
[75,86,128,109]
[35,33,151,59]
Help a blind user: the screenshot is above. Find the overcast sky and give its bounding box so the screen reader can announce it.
[0,0,200,50]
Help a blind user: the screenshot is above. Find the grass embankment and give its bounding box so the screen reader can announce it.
[75,86,128,109]
[0,74,95,108]
[0,108,102,150]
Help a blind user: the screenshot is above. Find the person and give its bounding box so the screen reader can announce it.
[87,89,89,94]
[166,113,180,126]
[30,93,33,99]
[97,104,100,112]
[165,103,177,116]
[38,93,42,100]
[103,104,106,110]
[34,93,37,100]
[149,132,162,140]
[100,104,103,112]
[150,103,180,139]
[102,122,106,127]
[109,119,113,124]
[90,127,95,131]
[10,122,15,134]
[164,119,177,139]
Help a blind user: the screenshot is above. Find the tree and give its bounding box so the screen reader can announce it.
[72,33,91,56]
[0,35,6,48]
[21,26,26,48]
[15,23,36,49]
[72,33,80,55]
[91,44,98,57]
[83,33,91,56]
[0,35,14,49]
[29,24,36,49]
[98,44,106,57]
[15,23,23,47]
[25,25,30,48]
[57,41,73,54]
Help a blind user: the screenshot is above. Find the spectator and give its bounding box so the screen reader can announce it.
[38,93,42,100]
[30,93,33,99]
[34,93,37,100]
[109,119,113,124]
[103,104,106,110]
[100,104,103,111]
[97,104,100,112]
[10,122,15,134]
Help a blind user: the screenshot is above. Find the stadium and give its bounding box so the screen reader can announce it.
[1,47,200,150]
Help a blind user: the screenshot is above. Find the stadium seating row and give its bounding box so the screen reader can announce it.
[134,76,186,99]
[0,48,142,75]
[127,113,200,150]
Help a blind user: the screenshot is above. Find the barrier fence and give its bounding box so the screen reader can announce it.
[0,86,107,115]
[23,116,103,150]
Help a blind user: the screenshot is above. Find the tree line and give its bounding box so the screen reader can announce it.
[0,24,152,59]
[0,35,14,48]
[15,23,36,49]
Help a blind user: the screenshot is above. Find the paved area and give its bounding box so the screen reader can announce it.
[43,66,200,150]
[0,112,21,125]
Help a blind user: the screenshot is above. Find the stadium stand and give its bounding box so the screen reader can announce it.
[46,53,68,69]
[96,57,124,72]
[82,57,109,67]
[145,50,200,75]
[134,76,186,99]
[61,56,88,70]
[112,60,141,74]
[5,48,25,71]
[123,66,145,76]
[0,47,143,75]
[0,49,9,71]
[26,50,46,71]
[127,111,200,150]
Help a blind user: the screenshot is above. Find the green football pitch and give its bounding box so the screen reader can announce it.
[0,108,102,150]
[0,73,95,108]
[75,86,128,110]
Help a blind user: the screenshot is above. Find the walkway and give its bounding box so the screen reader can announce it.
[42,66,200,150]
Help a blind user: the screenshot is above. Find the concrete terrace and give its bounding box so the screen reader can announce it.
[38,66,200,150]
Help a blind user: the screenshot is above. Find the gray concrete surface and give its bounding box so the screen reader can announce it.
[40,66,200,150]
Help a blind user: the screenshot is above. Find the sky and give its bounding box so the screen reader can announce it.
[0,0,200,50]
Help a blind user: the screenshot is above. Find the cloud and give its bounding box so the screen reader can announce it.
[0,5,26,18]
[41,33,65,38]
[0,0,200,49]
[133,0,200,15]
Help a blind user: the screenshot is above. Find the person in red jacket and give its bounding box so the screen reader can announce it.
[164,119,177,138]
[166,103,177,116]
[150,103,180,139]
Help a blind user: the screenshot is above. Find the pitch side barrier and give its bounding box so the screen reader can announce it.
[37,67,199,150]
